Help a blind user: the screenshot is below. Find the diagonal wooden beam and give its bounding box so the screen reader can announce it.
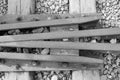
[0,52,103,64]
[0,41,120,51]
[0,28,120,43]
[0,13,101,24]
[0,62,101,71]
[0,16,100,30]
[0,65,101,72]
[0,65,77,71]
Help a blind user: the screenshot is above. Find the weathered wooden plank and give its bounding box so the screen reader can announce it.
[0,16,100,30]
[80,0,96,14]
[83,70,94,80]
[92,70,100,80]
[7,0,35,79]
[0,64,100,72]
[69,0,96,14]
[20,0,35,14]
[0,65,73,71]
[72,70,100,80]
[50,0,80,56]
[8,0,34,15]
[4,72,31,80]
[0,52,103,64]
[4,72,17,80]
[0,41,120,51]
[0,59,101,72]
[69,0,80,14]
[0,28,120,43]
[50,25,79,56]
[72,70,83,80]
[0,13,101,23]
[8,0,21,15]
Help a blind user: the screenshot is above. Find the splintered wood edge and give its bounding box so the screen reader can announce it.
[0,52,103,64]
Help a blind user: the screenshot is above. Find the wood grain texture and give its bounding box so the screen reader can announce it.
[92,70,100,80]
[50,25,79,56]
[0,59,101,71]
[69,0,80,14]
[8,0,21,15]
[0,16,101,30]
[83,70,94,80]
[72,70,100,80]
[1,28,120,43]
[0,41,120,51]
[4,72,31,80]
[0,64,101,72]
[7,0,35,79]
[50,0,80,56]
[8,0,34,15]
[80,0,96,14]
[0,13,101,23]
[72,70,83,80]
[0,52,103,63]
[20,0,35,14]
[69,0,96,14]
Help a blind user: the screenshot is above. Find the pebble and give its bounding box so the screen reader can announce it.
[91,39,97,43]
[34,71,72,80]
[35,0,69,14]
[96,0,120,28]
[51,75,58,80]
[47,17,52,20]
[41,48,50,55]
[110,39,117,44]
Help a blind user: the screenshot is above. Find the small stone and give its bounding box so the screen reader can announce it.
[91,39,97,43]
[110,39,117,44]
[31,61,37,66]
[47,17,52,20]
[63,38,69,42]
[43,71,49,76]
[69,28,74,31]
[51,75,58,80]
[41,48,49,55]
